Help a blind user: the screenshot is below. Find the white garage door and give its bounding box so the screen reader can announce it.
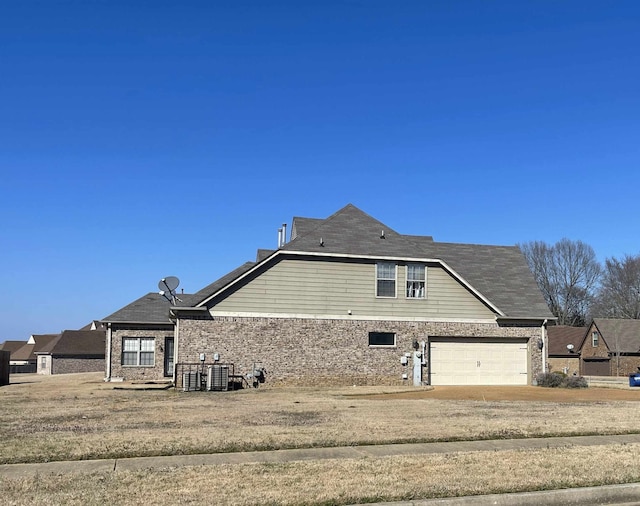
[430,338,528,385]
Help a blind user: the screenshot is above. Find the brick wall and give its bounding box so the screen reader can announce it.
[177,316,543,386]
[609,355,640,377]
[109,327,173,381]
[548,357,580,376]
[52,357,105,375]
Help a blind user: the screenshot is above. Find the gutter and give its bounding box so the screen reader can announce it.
[105,323,112,381]
[542,318,548,374]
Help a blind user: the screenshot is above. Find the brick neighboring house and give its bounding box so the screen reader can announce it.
[35,330,106,375]
[104,204,553,387]
[547,326,585,376]
[2,335,59,374]
[579,318,640,377]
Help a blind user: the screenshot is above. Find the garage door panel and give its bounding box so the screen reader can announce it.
[430,339,528,386]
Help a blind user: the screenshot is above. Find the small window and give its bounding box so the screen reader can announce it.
[122,337,155,366]
[369,332,396,347]
[592,331,599,347]
[406,264,426,298]
[376,262,396,297]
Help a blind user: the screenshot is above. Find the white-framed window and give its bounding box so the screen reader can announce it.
[406,264,426,298]
[376,262,396,297]
[368,331,396,347]
[122,337,155,366]
[592,331,599,347]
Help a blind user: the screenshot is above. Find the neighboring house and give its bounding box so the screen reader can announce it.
[103,204,553,387]
[579,318,640,377]
[4,335,59,373]
[35,330,106,375]
[547,326,584,376]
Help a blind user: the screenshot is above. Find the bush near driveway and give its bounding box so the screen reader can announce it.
[537,372,588,389]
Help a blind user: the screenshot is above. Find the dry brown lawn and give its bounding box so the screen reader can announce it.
[1,373,640,466]
[2,373,640,505]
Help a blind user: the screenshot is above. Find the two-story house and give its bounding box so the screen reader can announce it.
[103,204,553,386]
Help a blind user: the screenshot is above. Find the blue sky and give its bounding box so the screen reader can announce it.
[1,1,640,341]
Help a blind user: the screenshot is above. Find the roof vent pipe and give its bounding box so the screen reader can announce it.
[277,228,282,249]
[282,223,287,246]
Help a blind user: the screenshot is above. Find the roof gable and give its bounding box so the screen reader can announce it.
[191,204,552,319]
[591,318,640,353]
[283,204,410,257]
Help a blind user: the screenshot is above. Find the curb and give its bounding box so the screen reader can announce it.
[353,483,640,505]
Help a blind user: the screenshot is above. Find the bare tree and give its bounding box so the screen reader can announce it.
[520,239,601,326]
[593,254,640,319]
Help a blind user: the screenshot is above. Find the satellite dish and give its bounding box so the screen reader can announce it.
[157,276,181,304]
[159,276,180,292]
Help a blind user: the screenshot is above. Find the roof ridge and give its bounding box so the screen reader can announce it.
[286,203,401,248]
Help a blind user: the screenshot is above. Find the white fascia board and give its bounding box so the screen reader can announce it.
[101,320,173,326]
[197,249,505,316]
[497,316,557,323]
[209,310,498,325]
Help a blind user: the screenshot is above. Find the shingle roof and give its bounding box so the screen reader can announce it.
[191,261,256,305]
[593,318,640,354]
[280,204,552,319]
[105,204,553,322]
[0,340,28,355]
[37,330,106,356]
[11,334,64,360]
[547,326,586,356]
[11,343,36,361]
[291,217,324,240]
[256,249,275,262]
[101,293,178,324]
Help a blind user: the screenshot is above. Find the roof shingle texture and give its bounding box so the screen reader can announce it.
[38,330,106,356]
[593,318,640,353]
[547,326,586,356]
[101,293,180,324]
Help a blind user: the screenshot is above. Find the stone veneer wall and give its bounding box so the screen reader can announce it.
[52,357,105,375]
[109,326,173,381]
[177,316,543,386]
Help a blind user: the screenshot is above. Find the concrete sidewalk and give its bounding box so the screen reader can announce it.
[2,433,640,478]
[2,434,640,505]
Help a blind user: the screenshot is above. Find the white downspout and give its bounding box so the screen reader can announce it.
[105,323,112,382]
[173,318,179,385]
[541,319,548,374]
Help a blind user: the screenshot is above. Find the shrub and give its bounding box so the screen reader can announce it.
[536,372,564,388]
[536,372,588,388]
[561,376,588,389]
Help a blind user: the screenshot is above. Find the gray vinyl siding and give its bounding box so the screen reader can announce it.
[211,258,496,319]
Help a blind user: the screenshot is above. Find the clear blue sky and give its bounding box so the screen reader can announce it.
[2,1,640,341]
